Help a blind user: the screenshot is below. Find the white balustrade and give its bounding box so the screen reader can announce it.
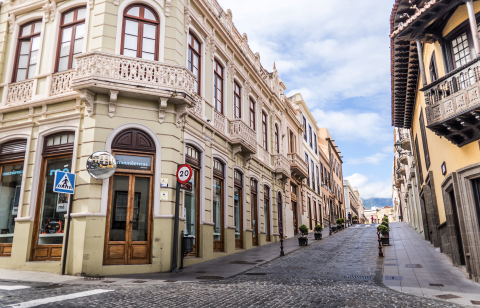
[50,70,75,96]
[7,80,34,105]
[214,110,225,133]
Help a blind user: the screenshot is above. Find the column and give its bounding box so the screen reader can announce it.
[465,0,480,57]
[416,39,428,87]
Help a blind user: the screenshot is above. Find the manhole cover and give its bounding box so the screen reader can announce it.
[196,276,224,280]
[405,264,423,268]
[229,261,257,265]
[84,276,104,280]
[471,300,480,305]
[254,260,265,262]
[385,259,399,261]
[103,281,115,283]
[245,273,268,276]
[195,271,207,273]
[384,264,400,266]
[383,275,404,281]
[344,275,373,280]
[285,267,306,270]
[164,280,177,282]
[429,283,444,287]
[435,294,461,300]
[35,285,64,289]
[132,280,147,283]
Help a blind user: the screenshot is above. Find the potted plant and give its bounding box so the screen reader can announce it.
[314,224,323,240]
[379,224,390,245]
[381,220,389,236]
[352,216,358,224]
[336,218,343,230]
[298,224,309,246]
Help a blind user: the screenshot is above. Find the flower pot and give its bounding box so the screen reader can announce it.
[298,237,308,246]
[314,233,322,240]
[380,237,390,246]
[331,226,337,233]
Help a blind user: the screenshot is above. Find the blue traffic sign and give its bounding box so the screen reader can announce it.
[53,171,76,194]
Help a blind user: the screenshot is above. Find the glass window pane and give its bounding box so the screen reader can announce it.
[29,51,38,65]
[0,164,24,243]
[131,177,150,242]
[31,37,40,51]
[184,170,197,245]
[58,57,69,72]
[18,55,29,69]
[60,42,71,57]
[194,40,199,52]
[125,20,138,36]
[75,24,85,39]
[193,55,198,68]
[20,41,31,55]
[141,52,154,60]
[127,6,140,17]
[21,24,32,37]
[213,179,222,241]
[144,8,156,21]
[53,136,61,145]
[27,64,36,79]
[109,176,129,241]
[73,38,83,54]
[34,22,42,34]
[37,157,71,245]
[142,38,155,53]
[62,27,73,43]
[16,69,26,82]
[77,8,86,20]
[61,134,68,144]
[234,187,241,239]
[64,11,74,24]
[68,134,75,143]
[46,138,53,146]
[124,49,137,58]
[143,24,156,39]
[124,34,137,50]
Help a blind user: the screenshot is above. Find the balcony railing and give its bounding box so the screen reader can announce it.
[50,70,75,96]
[214,110,225,133]
[229,119,257,154]
[6,80,34,105]
[423,60,480,146]
[263,150,271,166]
[399,153,408,165]
[273,154,291,179]
[287,153,308,180]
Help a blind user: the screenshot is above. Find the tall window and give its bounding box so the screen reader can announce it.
[303,116,307,141]
[234,82,241,119]
[414,136,424,184]
[320,163,324,186]
[314,133,317,154]
[212,159,224,252]
[451,32,470,68]
[188,33,201,94]
[308,124,312,148]
[262,112,267,150]
[274,124,279,153]
[122,5,159,60]
[56,7,86,72]
[429,51,438,83]
[14,20,42,82]
[316,165,320,193]
[311,160,315,190]
[305,153,310,187]
[214,61,224,113]
[249,99,255,130]
[419,109,431,169]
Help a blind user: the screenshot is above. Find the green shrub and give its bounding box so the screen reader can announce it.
[336,218,341,225]
[379,224,389,236]
[381,221,388,227]
[314,224,323,232]
[353,216,358,220]
[382,216,389,222]
[299,224,309,235]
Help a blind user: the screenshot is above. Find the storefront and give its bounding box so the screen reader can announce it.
[184,145,201,257]
[234,170,243,249]
[250,178,258,246]
[212,159,224,252]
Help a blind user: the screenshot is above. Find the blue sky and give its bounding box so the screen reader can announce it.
[218,0,395,199]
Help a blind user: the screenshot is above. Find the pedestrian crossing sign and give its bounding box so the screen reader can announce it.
[53,171,76,194]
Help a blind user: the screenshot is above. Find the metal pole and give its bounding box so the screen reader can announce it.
[279,194,284,256]
[180,231,184,269]
[465,0,480,57]
[172,165,181,272]
[61,195,73,275]
[416,39,428,87]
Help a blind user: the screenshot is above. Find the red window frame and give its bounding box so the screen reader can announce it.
[249,98,255,130]
[234,82,241,119]
[13,20,42,82]
[55,7,86,72]
[214,60,224,114]
[188,33,201,95]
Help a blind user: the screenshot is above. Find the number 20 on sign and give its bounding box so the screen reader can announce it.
[176,164,192,184]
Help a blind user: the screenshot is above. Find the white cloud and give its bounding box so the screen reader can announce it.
[344,173,391,199]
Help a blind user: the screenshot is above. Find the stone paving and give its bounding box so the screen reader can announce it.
[0,225,469,307]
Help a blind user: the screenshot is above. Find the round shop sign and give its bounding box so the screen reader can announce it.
[176,164,192,184]
[86,151,117,180]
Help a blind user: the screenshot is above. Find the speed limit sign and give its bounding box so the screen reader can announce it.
[176,164,192,184]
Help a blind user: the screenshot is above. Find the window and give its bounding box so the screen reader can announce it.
[289,130,295,153]
[13,20,42,82]
[311,160,315,190]
[419,109,431,169]
[234,82,241,119]
[274,124,279,153]
[429,51,438,83]
[188,33,201,94]
[308,124,312,148]
[214,61,224,113]
[314,133,317,154]
[451,32,471,68]
[316,165,320,193]
[308,197,312,230]
[264,186,270,241]
[122,5,159,60]
[262,112,267,150]
[414,136,424,185]
[303,116,307,141]
[320,163,324,186]
[56,7,86,72]
[212,159,224,252]
[305,153,310,187]
[249,98,255,130]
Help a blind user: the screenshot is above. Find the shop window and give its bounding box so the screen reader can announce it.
[122,4,159,60]
[213,159,224,252]
[13,20,42,82]
[234,170,243,249]
[188,33,201,95]
[56,7,86,72]
[251,178,258,246]
[184,145,201,257]
[264,186,270,241]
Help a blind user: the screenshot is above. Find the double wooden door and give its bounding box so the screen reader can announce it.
[104,173,152,265]
[292,201,298,234]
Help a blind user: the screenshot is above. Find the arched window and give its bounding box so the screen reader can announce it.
[13,20,42,82]
[122,4,159,60]
[185,145,201,257]
[213,159,224,252]
[262,112,267,150]
[214,61,224,113]
[188,33,201,94]
[234,82,241,119]
[56,7,86,72]
[249,98,255,130]
[274,124,279,153]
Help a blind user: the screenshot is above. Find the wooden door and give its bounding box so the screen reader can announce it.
[234,186,243,249]
[213,177,224,252]
[292,201,298,234]
[264,189,270,242]
[251,192,258,246]
[104,174,152,265]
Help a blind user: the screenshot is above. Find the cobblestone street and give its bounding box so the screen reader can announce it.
[0,225,469,307]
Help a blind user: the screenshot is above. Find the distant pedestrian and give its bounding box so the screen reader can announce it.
[371,216,374,224]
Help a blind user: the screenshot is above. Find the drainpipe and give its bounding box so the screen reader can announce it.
[465,0,480,57]
[416,39,428,87]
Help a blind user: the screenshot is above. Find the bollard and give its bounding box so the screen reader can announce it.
[377,231,384,257]
[329,226,332,236]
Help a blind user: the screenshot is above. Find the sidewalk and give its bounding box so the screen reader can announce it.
[382,222,480,306]
[0,227,335,286]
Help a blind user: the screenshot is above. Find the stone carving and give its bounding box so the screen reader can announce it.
[188,95,202,118]
[175,103,189,128]
[274,154,291,177]
[184,0,191,33]
[80,89,95,117]
[50,70,74,96]
[158,97,168,123]
[28,107,34,122]
[210,37,216,61]
[432,106,441,119]
[41,104,47,119]
[214,109,225,132]
[263,150,270,165]
[108,90,119,118]
[8,14,15,34]
[7,80,34,105]
[455,94,466,110]
[74,52,196,95]
[443,100,453,114]
[468,87,479,104]
[230,119,256,151]
[42,1,56,22]
[165,0,171,16]
[89,0,94,9]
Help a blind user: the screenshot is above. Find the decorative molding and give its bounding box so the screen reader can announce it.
[42,0,56,22]
[28,107,34,122]
[165,0,171,16]
[232,144,242,159]
[175,103,189,128]
[210,36,216,61]
[158,97,168,123]
[184,0,191,33]
[79,89,95,117]
[108,90,119,118]
[70,212,106,218]
[8,14,15,34]
[89,0,94,9]
[113,0,119,5]
[41,104,47,120]
[202,221,215,226]
[75,98,81,113]
[14,216,31,222]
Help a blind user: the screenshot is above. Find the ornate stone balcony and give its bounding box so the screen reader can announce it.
[423,59,480,147]
[273,154,291,181]
[399,129,411,151]
[399,153,409,165]
[287,153,308,181]
[6,79,34,105]
[229,119,257,155]
[214,110,225,133]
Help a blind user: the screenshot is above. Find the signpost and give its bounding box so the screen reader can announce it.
[172,164,192,272]
[53,171,76,276]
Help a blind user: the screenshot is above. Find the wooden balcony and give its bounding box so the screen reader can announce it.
[288,153,308,181]
[273,154,291,181]
[423,59,480,147]
[229,119,257,155]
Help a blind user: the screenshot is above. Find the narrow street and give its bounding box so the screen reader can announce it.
[0,224,468,307]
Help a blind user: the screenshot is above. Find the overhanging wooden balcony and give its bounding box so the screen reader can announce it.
[229,119,257,156]
[288,153,308,181]
[423,59,480,147]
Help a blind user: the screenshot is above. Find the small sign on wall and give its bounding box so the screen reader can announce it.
[161,178,169,188]
[161,191,168,200]
[441,162,447,175]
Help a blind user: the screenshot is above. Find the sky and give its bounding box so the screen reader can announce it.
[217,0,395,200]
